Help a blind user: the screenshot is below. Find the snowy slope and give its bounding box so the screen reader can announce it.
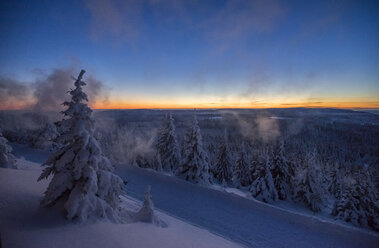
[6,145,379,248]
[118,166,379,248]
[0,162,243,248]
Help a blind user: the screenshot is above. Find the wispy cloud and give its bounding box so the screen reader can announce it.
[203,0,285,40]
[0,67,109,111]
[0,78,33,110]
[84,0,143,45]
[292,13,342,45]
[83,0,286,49]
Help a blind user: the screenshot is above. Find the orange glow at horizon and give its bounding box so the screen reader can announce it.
[90,99,379,110]
[1,97,379,110]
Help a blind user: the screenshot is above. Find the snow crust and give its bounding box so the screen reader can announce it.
[0,162,243,248]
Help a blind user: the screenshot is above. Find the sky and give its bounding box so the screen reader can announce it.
[0,0,378,109]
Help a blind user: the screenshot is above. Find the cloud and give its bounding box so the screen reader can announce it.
[290,0,351,46]
[33,68,109,111]
[245,64,272,97]
[85,75,110,108]
[0,77,33,109]
[222,110,280,143]
[83,0,285,48]
[255,115,280,142]
[204,0,285,40]
[84,0,143,45]
[0,67,108,111]
[292,13,341,44]
[33,69,73,111]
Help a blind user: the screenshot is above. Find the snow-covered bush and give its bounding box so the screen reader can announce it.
[177,113,211,184]
[0,129,17,169]
[134,154,153,169]
[38,70,126,222]
[155,113,181,173]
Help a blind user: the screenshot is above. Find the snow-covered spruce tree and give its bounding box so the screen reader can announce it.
[0,129,17,169]
[293,150,324,213]
[214,130,233,185]
[155,113,181,173]
[270,140,290,200]
[153,152,163,172]
[358,169,379,231]
[249,150,261,182]
[332,180,360,226]
[327,162,342,198]
[177,113,211,184]
[233,142,251,187]
[38,70,125,222]
[207,141,217,176]
[249,150,278,203]
[134,185,166,227]
[134,185,155,223]
[332,171,379,231]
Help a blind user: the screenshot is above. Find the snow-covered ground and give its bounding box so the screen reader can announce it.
[118,166,379,248]
[4,145,379,248]
[0,161,243,248]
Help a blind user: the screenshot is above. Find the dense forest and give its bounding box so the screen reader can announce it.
[1,108,378,231]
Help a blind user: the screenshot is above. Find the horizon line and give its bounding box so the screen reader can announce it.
[2,106,379,112]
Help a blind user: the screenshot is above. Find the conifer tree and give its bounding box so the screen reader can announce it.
[38,70,125,222]
[134,185,167,227]
[214,130,233,185]
[249,150,260,182]
[134,185,156,223]
[177,113,211,184]
[332,171,379,231]
[270,140,290,200]
[155,113,181,172]
[0,129,17,169]
[327,162,342,198]
[233,142,251,187]
[332,179,361,226]
[293,150,324,212]
[207,142,217,176]
[249,150,278,203]
[154,152,163,172]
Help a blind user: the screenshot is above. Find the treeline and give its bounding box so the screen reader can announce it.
[1,110,378,231]
[130,113,379,231]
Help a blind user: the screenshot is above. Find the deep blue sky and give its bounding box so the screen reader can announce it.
[0,0,378,108]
